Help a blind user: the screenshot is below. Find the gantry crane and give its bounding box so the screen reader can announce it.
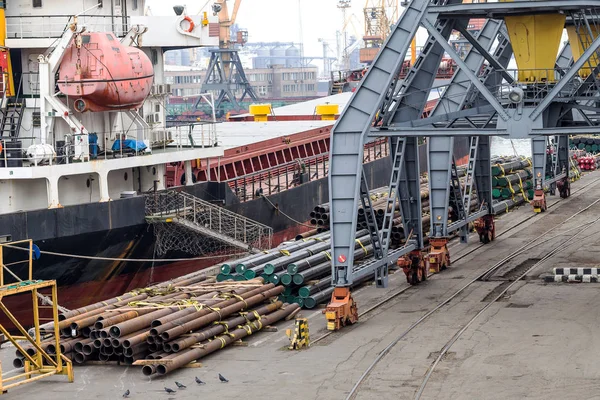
[326,0,589,330]
[197,0,257,113]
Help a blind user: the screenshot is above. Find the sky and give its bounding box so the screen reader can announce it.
[146,0,367,58]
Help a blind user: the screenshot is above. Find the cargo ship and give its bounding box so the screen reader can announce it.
[0,0,469,319]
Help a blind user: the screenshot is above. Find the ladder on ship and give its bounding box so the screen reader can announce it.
[145,190,273,254]
[0,74,25,140]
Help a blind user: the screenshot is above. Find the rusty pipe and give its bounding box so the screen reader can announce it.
[109,308,177,338]
[149,284,277,337]
[94,309,157,330]
[150,285,264,328]
[61,293,150,331]
[161,286,285,341]
[156,304,300,375]
[169,301,283,352]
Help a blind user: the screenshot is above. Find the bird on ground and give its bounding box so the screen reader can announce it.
[123,390,130,398]
[175,381,186,389]
[164,387,176,394]
[195,377,205,385]
[218,373,229,383]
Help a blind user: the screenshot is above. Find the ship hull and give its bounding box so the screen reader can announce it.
[0,139,469,324]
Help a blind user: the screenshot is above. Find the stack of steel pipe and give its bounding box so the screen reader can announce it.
[491,157,534,200]
[571,136,600,153]
[14,277,295,376]
[577,154,600,171]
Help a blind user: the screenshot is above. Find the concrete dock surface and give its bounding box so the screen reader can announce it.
[3,173,600,400]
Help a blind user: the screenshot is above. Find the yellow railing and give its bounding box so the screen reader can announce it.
[0,240,73,395]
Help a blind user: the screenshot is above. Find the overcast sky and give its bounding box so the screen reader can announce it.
[146,0,366,57]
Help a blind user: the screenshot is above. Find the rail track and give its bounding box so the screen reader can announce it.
[311,175,600,348]
[332,175,600,400]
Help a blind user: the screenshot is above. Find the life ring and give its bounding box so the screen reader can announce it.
[182,16,195,33]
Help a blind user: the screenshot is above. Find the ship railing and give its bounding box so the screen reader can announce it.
[145,189,273,251]
[224,138,389,202]
[6,15,130,40]
[167,122,218,150]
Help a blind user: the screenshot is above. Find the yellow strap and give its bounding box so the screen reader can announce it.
[516,174,530,203]
[506,178,515,201]
[321,251,331,260]
[116,297,123,302]
[241,325,253,335]
[498,164,505,176]
[217,336,227,349]
[355,238,368,255]
[280,250,291,256]
[311,237,322,242]
[102,301,109,306]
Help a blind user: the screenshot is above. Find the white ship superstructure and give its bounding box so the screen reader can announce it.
[0,0,223,214]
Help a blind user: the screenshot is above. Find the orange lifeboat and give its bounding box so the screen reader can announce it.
[57,32,154,112]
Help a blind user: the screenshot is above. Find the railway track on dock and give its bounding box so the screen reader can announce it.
[332,176,600,400]
[312,176,600,349]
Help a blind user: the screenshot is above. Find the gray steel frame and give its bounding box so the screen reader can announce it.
[197,49,258,111]
[329,1,597,289]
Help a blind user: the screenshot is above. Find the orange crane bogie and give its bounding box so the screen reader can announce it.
[428,238,450,274]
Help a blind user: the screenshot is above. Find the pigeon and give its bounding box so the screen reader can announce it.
[164,387,176,394]
[123,390,130,398]
[195,377,205,385]
[218,373,229,383]
[175,381,186,389]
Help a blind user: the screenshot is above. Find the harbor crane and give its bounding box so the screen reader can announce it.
[326,0,590,330]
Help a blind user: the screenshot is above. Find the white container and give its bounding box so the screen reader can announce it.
[26,144,56,165]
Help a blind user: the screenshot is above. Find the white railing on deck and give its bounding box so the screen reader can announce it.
[6,15,130,39]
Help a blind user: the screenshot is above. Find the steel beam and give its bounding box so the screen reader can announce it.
[454,25,514,84]
[430,1,600,18]
[429,19,504,118]
[421,18,510,121]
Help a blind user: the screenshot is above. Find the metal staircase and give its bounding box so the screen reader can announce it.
[145,190,273,253]
[0,75,25,140]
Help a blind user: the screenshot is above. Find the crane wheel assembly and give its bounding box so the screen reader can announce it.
[324,288,358,331]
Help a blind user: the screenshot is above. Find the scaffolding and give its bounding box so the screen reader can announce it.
[0,239,73,395]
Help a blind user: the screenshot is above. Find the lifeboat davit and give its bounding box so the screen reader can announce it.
[57,32,154,112]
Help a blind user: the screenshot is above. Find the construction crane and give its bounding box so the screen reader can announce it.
[197,0,257,114]
[360,0,398,64]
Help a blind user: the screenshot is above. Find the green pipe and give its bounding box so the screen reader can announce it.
[286,233,372,275]
[280,273,293,286]
[216,274,232,282]
[299,276,332,299]
[234,232,332,274]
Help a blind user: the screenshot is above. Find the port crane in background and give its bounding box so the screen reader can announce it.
[360,0,399,64]
[195,0,257,114]
[325,0,588,330]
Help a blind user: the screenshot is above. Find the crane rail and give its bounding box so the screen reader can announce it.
[324,174,600,400]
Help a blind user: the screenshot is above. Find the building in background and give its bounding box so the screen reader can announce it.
[165,64,319,116]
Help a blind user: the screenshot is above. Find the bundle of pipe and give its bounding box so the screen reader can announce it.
[15,278,296,376]
[578,155,600,171]
[491,158,532,177]
[571,136,600,152]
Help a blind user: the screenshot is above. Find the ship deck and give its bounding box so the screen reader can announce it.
[3,172,600,399]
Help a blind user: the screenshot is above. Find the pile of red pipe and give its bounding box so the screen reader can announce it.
[577,155,600,171]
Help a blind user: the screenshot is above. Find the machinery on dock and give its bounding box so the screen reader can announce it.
[326,0,599,330]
